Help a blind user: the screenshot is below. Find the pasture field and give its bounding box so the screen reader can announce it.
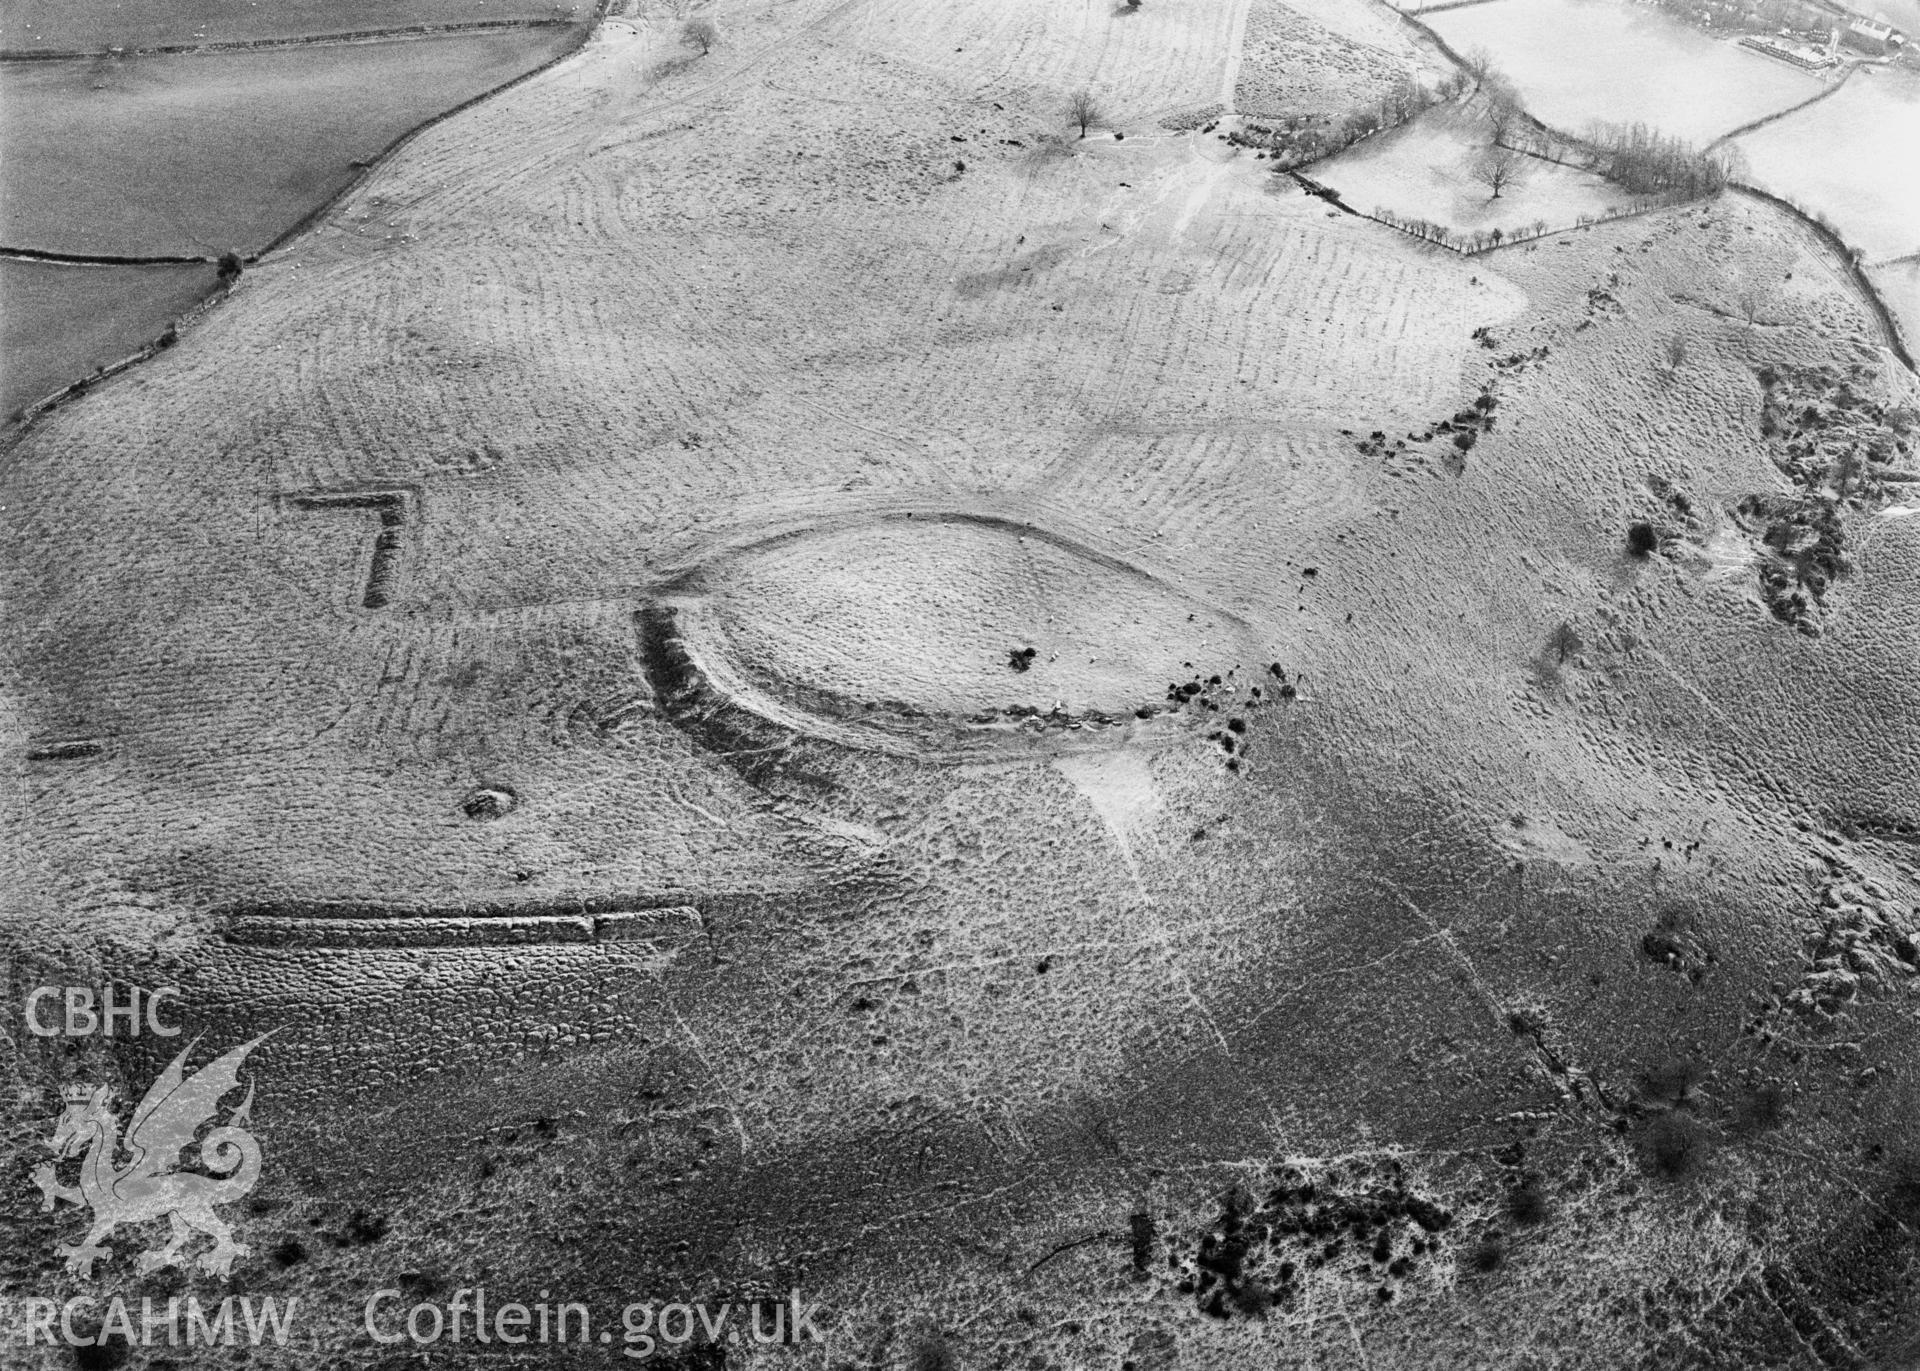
[1427,0,1820,143]
[1735,67,1920,264]
[1316,103,1634,237]
[0,28,580,256]
[5,2,1920,1367]
[0,0,590,53]
[0,258,217,415]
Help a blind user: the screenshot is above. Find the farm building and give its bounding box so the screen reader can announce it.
[1742,30,1840,64]
[1842,15,1902,50]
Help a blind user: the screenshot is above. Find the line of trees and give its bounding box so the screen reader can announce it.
[1231,72,1471,169]
[1581,121,1741,197]
[1367,209,1548,253]
[1464,73,1738,203]
[1368,197,1682,255]
[1370,207,1471,250]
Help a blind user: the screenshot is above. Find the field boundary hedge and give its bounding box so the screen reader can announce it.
[3,245,214,266]
[7,270,229,429]
[252,0,609,260]
[1707,62,1855,147]
[1382,2,1474,73]
[1299,157,1684,258]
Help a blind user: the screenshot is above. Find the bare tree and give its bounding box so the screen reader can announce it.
[1462,44,1499,86]
[1734,280,1770,330]
[1661,333,1689,374]
[1485,90,1523,148]
[1547,621,1584,665]
[1470,143,1525,200]
[1066,89,1104,139]
[680,16,718,53]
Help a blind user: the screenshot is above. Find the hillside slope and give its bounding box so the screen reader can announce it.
[3,2,1916,1366]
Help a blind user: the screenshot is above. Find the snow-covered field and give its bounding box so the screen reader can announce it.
[1316,103,1635,237]
[1736,66,1920,264]
[1427,0,1821,143]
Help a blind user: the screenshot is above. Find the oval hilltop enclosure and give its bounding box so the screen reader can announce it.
[696,516,1265,722]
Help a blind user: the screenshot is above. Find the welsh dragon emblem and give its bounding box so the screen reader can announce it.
[32,1035,269,1279]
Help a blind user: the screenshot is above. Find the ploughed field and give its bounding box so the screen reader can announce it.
[5,1,1920,1368]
